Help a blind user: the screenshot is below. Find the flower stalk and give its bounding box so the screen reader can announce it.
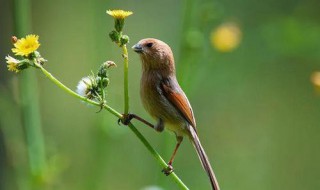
[107,10,132,114]
[122,44,130,114]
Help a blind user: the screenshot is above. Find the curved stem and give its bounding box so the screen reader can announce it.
[122,44,129,114]
[37,65,189,189]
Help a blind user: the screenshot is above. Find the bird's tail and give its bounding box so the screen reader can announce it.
[189,126,220,190]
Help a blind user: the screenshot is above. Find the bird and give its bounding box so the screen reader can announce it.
[131,38,220,190]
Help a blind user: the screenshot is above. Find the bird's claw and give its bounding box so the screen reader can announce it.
[118,113,134,126]
[162,165,174,176]
[96,101,106,113]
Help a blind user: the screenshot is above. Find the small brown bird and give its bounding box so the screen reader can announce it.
[132,38,220,190]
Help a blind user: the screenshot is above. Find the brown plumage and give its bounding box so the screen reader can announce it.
[132,38,220,190]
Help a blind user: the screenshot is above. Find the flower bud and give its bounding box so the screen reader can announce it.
[98,61,116,78]
[11,36,18,44]
[96,76,110,89]
[17,60,30,71]
[115,19,125,32]
[120,35,130,46]
[105,61,116,68]
[102,78,110,88]
[109,30,120,43]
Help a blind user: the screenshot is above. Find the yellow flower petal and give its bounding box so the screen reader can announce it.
[12,34,40,56]
[106,10,133,19]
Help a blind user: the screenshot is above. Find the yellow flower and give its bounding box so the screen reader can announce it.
[11,34,40,56]
[106,10,133,19]
[5,55,20,73]
[210,23,242,52]
[311,72,320,87]
[311,71,320,95]
[107,10,133,32]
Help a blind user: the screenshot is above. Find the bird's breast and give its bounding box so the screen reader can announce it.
[140,71,187,129]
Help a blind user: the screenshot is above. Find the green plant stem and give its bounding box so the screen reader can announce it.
[13,0,46,188]
[128,123,189,190]
[37,65,188,189]
[122,45,129,114]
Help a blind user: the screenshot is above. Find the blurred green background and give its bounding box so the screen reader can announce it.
[1,0,320,189]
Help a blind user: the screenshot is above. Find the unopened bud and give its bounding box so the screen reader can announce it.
[115,19,125,32]
[109,30,120,43]
[120,35,129,46]
[102,78,110,87]
[105,61,116,68]
[98,61,116,78]
[17,61,30,71]
[11,36,18,44]
[96,76,110,88]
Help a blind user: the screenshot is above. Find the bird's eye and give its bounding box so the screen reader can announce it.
[146,43,153,48]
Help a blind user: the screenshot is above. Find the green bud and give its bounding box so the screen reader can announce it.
[98,61,115,78]
[120,35,129,46]
[17,60,30,71]
[98,67,107,78]
[34,51,41,58]
[96,76,109,88]
[109,30,120,43]
[31,51,47,65]
[115,19,125,32]
[102,78,110,88]
[37,57,47,65]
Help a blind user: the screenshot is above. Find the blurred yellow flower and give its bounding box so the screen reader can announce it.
[210,23,242,52]
[106,10,133,19]
[311,72,320,88]
[5,55,20,73]
[12,34,40,56]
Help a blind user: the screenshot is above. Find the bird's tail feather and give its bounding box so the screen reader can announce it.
[189,126,220,190]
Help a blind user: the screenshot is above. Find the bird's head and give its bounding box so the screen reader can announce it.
[132,38,175,72]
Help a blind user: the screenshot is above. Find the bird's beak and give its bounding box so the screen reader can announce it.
[132,43,143,53]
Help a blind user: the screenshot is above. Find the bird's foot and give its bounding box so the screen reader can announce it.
[162,164,174,176]
[96,101,106,113]
[118,113,133,126]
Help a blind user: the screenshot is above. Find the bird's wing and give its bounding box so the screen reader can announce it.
[161,80,197,131]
